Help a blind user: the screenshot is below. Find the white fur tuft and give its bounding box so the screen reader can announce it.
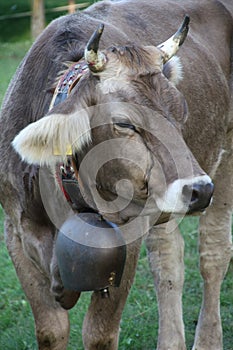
[12,110,91,165]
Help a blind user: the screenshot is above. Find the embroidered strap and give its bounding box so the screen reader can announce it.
[50,60,89,111]
[50,60,89,156]
[51,61,90,208]
[56,157,93,211]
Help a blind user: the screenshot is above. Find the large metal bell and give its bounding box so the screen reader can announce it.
[55,212,126,292]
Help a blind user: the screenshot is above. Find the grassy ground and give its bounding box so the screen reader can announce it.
[0,42,233,350]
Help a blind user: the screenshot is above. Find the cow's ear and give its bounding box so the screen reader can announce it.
[162,56,183,85]
[12,100,91,165]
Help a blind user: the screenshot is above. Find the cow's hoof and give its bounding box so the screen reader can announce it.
[55,289,81,310]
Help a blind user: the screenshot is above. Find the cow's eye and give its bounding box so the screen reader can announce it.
[114,122,136,131]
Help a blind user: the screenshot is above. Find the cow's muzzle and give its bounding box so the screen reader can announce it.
[155,175,214,214]
[183,181,214,214]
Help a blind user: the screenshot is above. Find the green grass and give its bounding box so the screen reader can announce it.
[0,41,32,105]
[0,42,233,350]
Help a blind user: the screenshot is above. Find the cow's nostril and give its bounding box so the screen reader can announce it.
[191,189,199,203]
[182,182,214,213]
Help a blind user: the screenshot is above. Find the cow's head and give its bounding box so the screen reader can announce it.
[13,17,213,225]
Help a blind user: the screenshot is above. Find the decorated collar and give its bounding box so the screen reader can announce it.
[50,60,89,111]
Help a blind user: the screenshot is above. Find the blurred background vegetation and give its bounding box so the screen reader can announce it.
[0,0,94,42]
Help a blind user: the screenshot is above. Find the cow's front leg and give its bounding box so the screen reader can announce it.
[146,220,186,350]
[82,238,141,350]
[5,216,70,350]
[193,210,232,350]
[193,136,233,350]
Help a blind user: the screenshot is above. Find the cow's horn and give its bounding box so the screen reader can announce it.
[85,23,107,72]
[157,15,190,63]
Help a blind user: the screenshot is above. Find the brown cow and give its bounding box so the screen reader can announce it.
[0,1,232,349]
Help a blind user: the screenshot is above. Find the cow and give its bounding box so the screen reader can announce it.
[0,0,232,349]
